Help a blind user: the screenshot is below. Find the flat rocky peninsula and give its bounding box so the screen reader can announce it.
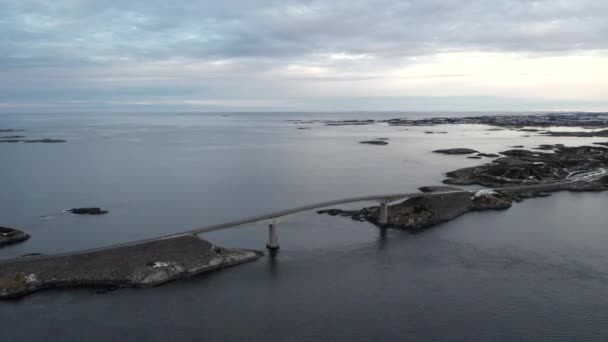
[0,235,261,299]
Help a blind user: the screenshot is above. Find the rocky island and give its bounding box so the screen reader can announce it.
[68,207,109,215]
[0,235,262,299]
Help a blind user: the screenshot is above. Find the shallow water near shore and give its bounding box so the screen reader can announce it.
[1,112,608,341]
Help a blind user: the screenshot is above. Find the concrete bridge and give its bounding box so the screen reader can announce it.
[182,192,418,250]
[3,172,603,261]
[176,174,604,250]
[1,171,605,299]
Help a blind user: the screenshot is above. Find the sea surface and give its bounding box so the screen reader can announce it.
[1,112,607,341]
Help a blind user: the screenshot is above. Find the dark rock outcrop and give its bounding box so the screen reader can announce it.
[542,129,608,137]
[359,140,389,145]
[68,208,109,215]
[325,120,375,126]
[0,227,30,248]
[0,138,67,143]
[533,144,565,150]
[433,148,478,155]
[517,128,543,132]
[418,186,462,193]
[25,139,67,143]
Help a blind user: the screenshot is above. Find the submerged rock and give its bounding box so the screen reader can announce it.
[433,148,478,155]
[0,235,262,299]
[0,227,30,248]
[68,208,109,215]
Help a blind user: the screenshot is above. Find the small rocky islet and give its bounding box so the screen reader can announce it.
[0,227,30,248]
[67,207,109,215]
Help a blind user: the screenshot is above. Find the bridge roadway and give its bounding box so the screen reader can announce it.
[3,172,603,263]
[182,177,598,249]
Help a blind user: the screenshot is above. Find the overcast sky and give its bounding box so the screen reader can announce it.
[1,0,607,113]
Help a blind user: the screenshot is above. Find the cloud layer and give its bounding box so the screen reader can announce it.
[1,0,607,112]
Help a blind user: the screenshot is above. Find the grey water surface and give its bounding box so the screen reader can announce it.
[1,112,607,341]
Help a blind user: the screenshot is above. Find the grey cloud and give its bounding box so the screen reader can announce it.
[0,0,607,112]
[2,0,607,66]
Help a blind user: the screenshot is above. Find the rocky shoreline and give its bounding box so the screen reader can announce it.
[444,145,608,187]
[0,235,262,299]
[319,143,608,231]
[312,112,608,129]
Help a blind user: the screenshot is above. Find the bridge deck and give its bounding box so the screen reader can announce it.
[0,178,593,263]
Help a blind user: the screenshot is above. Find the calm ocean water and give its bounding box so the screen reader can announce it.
[1,112,607,341]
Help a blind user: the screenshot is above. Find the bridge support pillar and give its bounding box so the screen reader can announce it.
[379,202,389,225]
[267,220,280,250]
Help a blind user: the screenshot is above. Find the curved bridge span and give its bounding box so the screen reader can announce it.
[2,176,600,262]
[180,179,591,249]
